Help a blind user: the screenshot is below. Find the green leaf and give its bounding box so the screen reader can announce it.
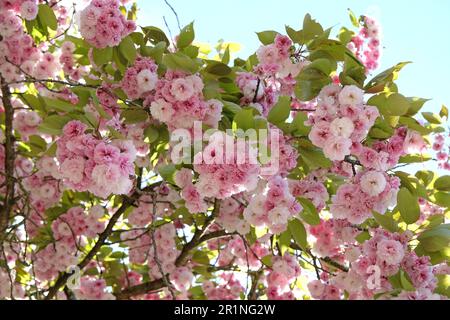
[433,192,450,207]
[144,125,159,144]
[297,197,320,225]
[140,42,166,64]
[233,108,254,131]
[355,231,371,243]
[400,270,415,291]
[372,211,399,233]
[267,96,291,125]
[162,52,201,73]
[256,30,279,45]
[119,36,137,64]
[38,4,57,31]
[291,111,310,136]
[158,164,176,184]
[299,147,332,170]
[422,112,442,124]
[42,97,75,113]
[367,92,410,116]
[261,255,273,267]
[205,61,232,76]
[121,109,148,124]
[93,46,113,66]
[301,14,324,44]
[397,187,420,224]
[288,219,307,250]
[38,115,71,135]
[418,224,450,252]
[406,97,430,116]
[434,176,450,192]
[177,22,195,49]
[141,26,170,45]
[364,62,411,93]
[439,105,448,119]
[348,9,360,27]
[278,230,291,255]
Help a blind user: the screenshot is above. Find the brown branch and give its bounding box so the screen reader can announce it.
[0,75,15,245]
[115,201,235,300]
[44,181,163,300]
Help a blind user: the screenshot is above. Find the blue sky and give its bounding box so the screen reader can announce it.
[136,0,450,117]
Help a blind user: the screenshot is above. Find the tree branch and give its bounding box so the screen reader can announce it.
[0,75,16,246]
[44,181,163,300]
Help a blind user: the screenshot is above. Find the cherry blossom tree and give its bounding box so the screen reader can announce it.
[0,0,449,300]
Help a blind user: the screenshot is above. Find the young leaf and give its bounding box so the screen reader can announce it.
[267,96,291,124]
[397,187,420,224]
[297,197,320,225]
[288,219,308,250]
[177,22,195,49]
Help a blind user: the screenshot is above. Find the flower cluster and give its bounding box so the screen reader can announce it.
[309,219,359,258]
[56,120,137,198]
[175,132,260,212]
[267,253,301,300]
[288,173,329,211]
[51,206,105,241]
[73,276,115,300]
[148,223,179,279]
[202,274,245,300]
[308,84,379,161]
[244,176,301,234]
[150,70,223,130]
[121,56,158,100]
[0,0,38,20]
[348,16,381,72]
[330,170,400,224]
[433,133,450,170]
[12,110,41,140]
[79,0,136,48]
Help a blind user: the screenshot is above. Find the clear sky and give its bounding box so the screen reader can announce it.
[136,0,450,117]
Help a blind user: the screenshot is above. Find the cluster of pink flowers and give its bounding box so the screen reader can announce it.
[309,219,359,258]
[56,120,137,198]
[175,133,260,213]
[150,70,223,130]
[308,84,379,161]
[34,241,79,281]
[73,276,115,300]
[23,158,62,211]
[216,236,268,269]
[215,198,251,235]
[12,110,41,140]
[169,267,194,293]
[59,41,85,81]
[433,133,450,170]
[267,253,301,300]
[356,127,409,171]
[244,175,301,234]
[330,170,400,224]
[255,35,310,96]
[121,56,158,100]
[79,0,136,48]
[148,223,179,279]
[288,173,329,211]
[128,187,178,227]
[120,229,151,265]
[0,0,38,21]
[0,8,39,82]
[348,16,381,72]
[0,270,25,299]
[51,206,105,241]
[202,274,245,300]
